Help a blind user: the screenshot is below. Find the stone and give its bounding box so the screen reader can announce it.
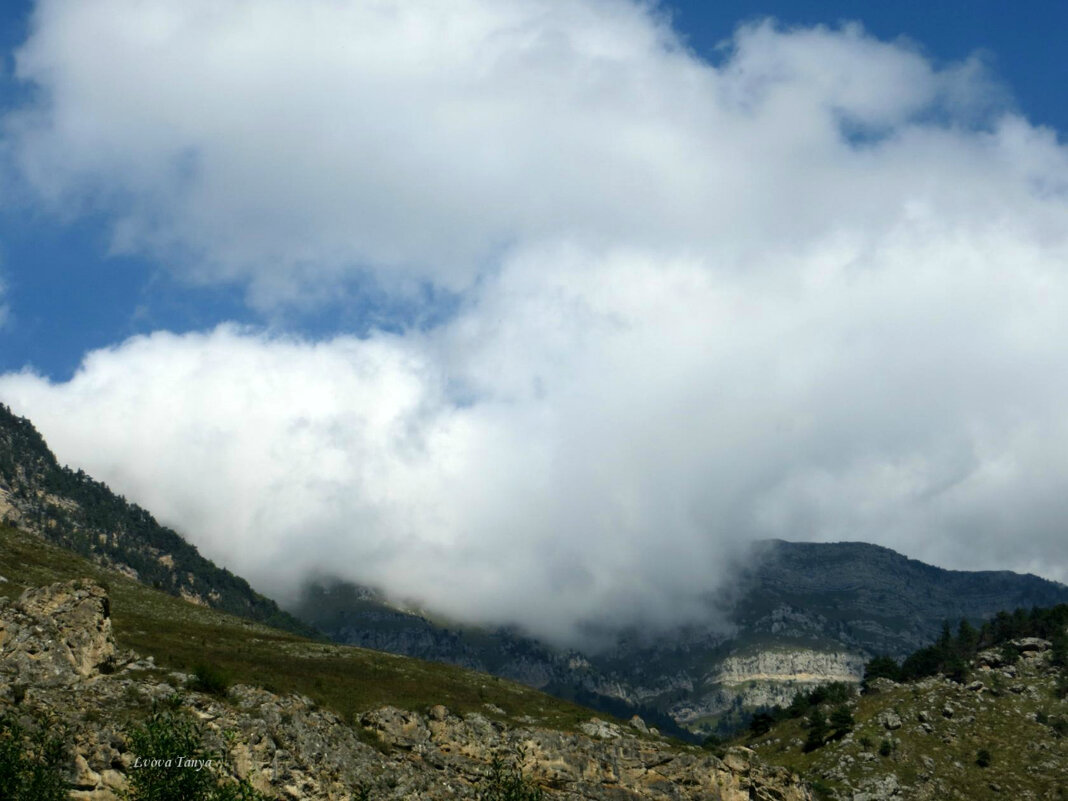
[878,710,902,730]
[428,704,449,721]
[578,717,622,740]
[1013,637,1050,653]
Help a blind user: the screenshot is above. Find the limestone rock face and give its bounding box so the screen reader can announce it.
[0,579,116,684]
[713,650,866,686]
[1,580,813,801]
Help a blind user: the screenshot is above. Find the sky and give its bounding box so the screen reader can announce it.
[1,0,1067,645]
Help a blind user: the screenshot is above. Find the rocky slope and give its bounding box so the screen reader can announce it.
[0,578,812,800]
[743,636,1068,799]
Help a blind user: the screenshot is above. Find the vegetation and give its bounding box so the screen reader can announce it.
[0,524,603,734]
[122,706,272,801]
[802,710,828,753]
[748,681,856,747]
[477,746,544,801]
[828,704,854,738]
[0,711,67,801]
[862,605,1068,687]
[189,663,232,697]
[739,603,1068,799]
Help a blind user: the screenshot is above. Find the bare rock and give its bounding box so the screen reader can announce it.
[1,579,116,684]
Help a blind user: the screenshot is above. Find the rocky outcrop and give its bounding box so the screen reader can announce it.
[0,578,116,685]
[0,580,813,800]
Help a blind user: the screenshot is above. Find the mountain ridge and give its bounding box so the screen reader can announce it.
[0,403,316,637]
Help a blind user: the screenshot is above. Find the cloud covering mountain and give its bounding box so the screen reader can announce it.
[2,0,1068,643]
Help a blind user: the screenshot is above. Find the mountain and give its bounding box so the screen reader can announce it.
[6,400,1068,741]
[0,403,315,636]
[0,524,811,800]
[296,541,1068,737]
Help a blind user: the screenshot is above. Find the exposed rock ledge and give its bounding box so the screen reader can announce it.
[712,649,866,686]
[0,580,813,801]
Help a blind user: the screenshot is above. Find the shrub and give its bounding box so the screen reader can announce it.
[478,746,543,801]
[976,748,992,768]
[878,738,893,757]
[189,663,232,697]
[125,708,272,801]
[999,642,1020,665]
[748,712,775,738]
[802,711,828,753]
[0,712,68,801]
[1054,674,1068,701]
[1048,716,1068,738]
[829,705,855,738]
[1050,629,1068,668]
[862,656,901,687]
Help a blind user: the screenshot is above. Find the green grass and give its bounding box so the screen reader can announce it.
[0,525,601,732]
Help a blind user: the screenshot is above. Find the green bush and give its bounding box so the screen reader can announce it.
[829,705,854,738]
[748,711,775,737]
[976,748,992,768]
[478,746,543,801]
[802,710,828,753]
[878,738,893,757]
[1048,716,1068,738]
[189,663,232,697]
[862,656,901,687]
[125,708,271,801]
[1054,673,1068,700]
[0,712,68,801]
[1051,631,1068,668]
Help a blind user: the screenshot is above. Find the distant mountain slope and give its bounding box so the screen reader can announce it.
[734,539,1068,656]
[0,403,316,636]
[297,540,1068,737]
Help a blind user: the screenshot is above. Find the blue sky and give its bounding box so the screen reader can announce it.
[1,0,1066,380]
[2,0,1068,638]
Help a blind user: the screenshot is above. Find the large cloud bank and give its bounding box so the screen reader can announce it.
[3,0,1068,643]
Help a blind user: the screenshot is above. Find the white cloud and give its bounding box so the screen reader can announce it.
[7,2,1024,302]
[3,2,1068,641]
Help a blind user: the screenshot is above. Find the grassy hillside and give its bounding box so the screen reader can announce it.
[0,524,603,733]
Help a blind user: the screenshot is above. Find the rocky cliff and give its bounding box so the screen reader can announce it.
[0,579,812,801]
